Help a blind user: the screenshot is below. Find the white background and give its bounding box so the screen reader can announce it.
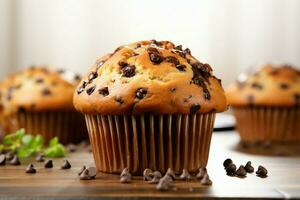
[1,0,300,86]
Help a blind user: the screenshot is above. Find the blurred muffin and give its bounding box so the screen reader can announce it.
[0,66,87,144]
[227,64,300,146]
[74,40,227,175]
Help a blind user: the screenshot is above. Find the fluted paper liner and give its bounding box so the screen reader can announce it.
[85,113,216,175]
[9,111,87,144]
[233,106,300,144]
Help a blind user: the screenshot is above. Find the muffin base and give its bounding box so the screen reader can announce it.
[9,111,87,144]
[232,106,300,144]
[85,113,216,175]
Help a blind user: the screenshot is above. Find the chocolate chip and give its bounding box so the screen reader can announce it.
[86,167,97,178]
[179,169,191,180]
[143,168,153,181]
[184,48,191,55]
[86,85,96,95]
[61,159,71,169]
[244,161,254,173]
[35,78,44,84]
[26,163,36,174]
[175,45,183,51]
[121,168,130,177]
[200,174,212,185]
[135,43,141,49]
[225,163,236,176]
[149,176,160,184]
[170,87,176,92]
[223,158,233,169]
[0,154,6,165]
[236,165,247,177]
[251,82,263,90]
[149,52,164,64]
[136,88,147,99]
[88,71,98,82]
[74,74,81,81]
[77,86,85,94]
[161,174,174,184]
[196,168,207,179]
[190,104,201,114]
[122,65,136,77]
[156,179,170,191]
[35,154,45,162]
[280,83,289,89]
[98,87,109,96]
[74,165,84,176]
[79,169,92,180]
[118,60,128,68]
[165,56,180,65]
[115,97,124,104]
[166,168,176,180]
[203,88,211,100]
[120,168,132,183]
[256,165,268,177]
[44,160,53,168]
[10,155,21,165]
[42,88,51,96]
[5,152,14,161]
[176,64,186,71]
[66,144,76,153]
[150,39,161,46]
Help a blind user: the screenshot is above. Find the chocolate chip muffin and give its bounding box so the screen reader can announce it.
[227,64,300,145]
[74,40,227,175]
[0,66,87,144]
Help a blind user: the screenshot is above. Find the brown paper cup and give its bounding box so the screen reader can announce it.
[9,110,87,144]
[232,106,300,144]
[85,113,216,175]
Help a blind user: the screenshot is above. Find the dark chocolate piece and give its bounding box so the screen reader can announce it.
[86,85,96,95]
[244,161,254,173]
[42,88,51,96]
[0,154,6,165]
[10,155,21,165]
[166,168,176,180]
[143,168,153,181]
[190,104,201,114]
[26,164,36,174]
[200,174,212,185]
[226,163,236,176]
[223,158,233,169]
[256,165,268,177]
[35,154,45,162]
[165,56,180,65]
[179,169,191,180]
[122,65,136,77]
[176,64,186,72]
[44,160,53,168]
[196,168,207,179]
[98,87,109,96]
[88,71,98,82]
[235,165,247,177]
[78,166,86,176]
[136,88,147,99]
[61,159,71,169]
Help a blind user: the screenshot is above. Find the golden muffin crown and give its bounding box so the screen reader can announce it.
[73,40,227,115]
[0,66,81,115]
[226,64,300,107]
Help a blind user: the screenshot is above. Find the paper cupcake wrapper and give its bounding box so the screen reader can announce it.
[233,106,300,144]
[85,113,215,175]
[9,111,87,144]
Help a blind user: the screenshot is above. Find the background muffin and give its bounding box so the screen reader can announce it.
[0,66,87,144]
[226,64,300,145]
[74,40,227,175]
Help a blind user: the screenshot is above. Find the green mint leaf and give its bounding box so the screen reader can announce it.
[43,144,66,158]
[17,147,34,158]
[22,135,33,146]
[49,137,58,147]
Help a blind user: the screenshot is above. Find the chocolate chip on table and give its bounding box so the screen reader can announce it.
[79,169,94,180]
[225,163,236,176]
[121,65,136,77]
[223,158,233,169]
[244,161,254,173]
[98,87,109,97]
[149,171,162,183]
[143,168,153,181]
[61,159,71,169]
[0,154,6,165]
[196,168,207,179]
[190,104,201,114]
[200,174,212,185]
[121,168,130,177]
[42,88,51,96]
[235,165,247,177]
[10,155,21,165]
[86,85,96,95]
[78,166,86,176]
[120,168,132,183]
[256,165,268,177]
[35,154,45,162]
[44,160,53,168]
[179,169,191,180]
[136,88,147,99]
[156,175,173,191]
[88,71,98,82]
[166,168,176,179]
[86,167,97,178]
[5,152,14,161]
[26,163,36,174]
[66,144,77,153]
[165,56,180,65]
[176,64,186,72]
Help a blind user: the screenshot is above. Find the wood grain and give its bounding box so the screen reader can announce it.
[0,132,299,200]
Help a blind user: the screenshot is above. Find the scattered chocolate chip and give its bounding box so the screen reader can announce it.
[196,168,207,179]
[236,165,247,177]
[135,43,141,49]
[44,160,53,168]
[10,155,21,165]
[149,176,160,184]
[122,65,136,77]
[184,48,191,55]
[226,163,236,176]
[136,88,147,99]
[77,86,85,94]
[244,161,254,173]
[35,154,45,162]
[98,87,109,96]
[66,144,77,153]
[79,169,93,180]
[88,71,98,82]
[5,152,14,161]
[41,88,51,96]
[223,158,233,169]
[156,179,170,191]
[203,88,211,100]
[170,87,176,92]
[280,83,289,89]
[26,163,36,174]
[86,85,96,95]
[190,104,201,114]
[165,56,180,65]
[176,64,186,72]
[0,154,6,165]
[200,174,212,185]
[143,168,153,181]
[166,168,176,179]
[161,174,174,184]
[175,45,183,51]
[179,169,191,180]
[78,165,86,176]
[86,167,97,178]
[120,168,132,183]
[61,159,71,169]
[149,52,164,64]
[150,39,161,46]
[251,82,263,90]
[35,78,44,84]
[256,165,268,177]
[115,97,124,104]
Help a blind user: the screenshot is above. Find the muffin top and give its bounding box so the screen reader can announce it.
[0,66,81,115]
[73,40,227,115]
[226,64,300,107]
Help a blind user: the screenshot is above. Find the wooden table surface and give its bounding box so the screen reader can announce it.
[0,131,299,200]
